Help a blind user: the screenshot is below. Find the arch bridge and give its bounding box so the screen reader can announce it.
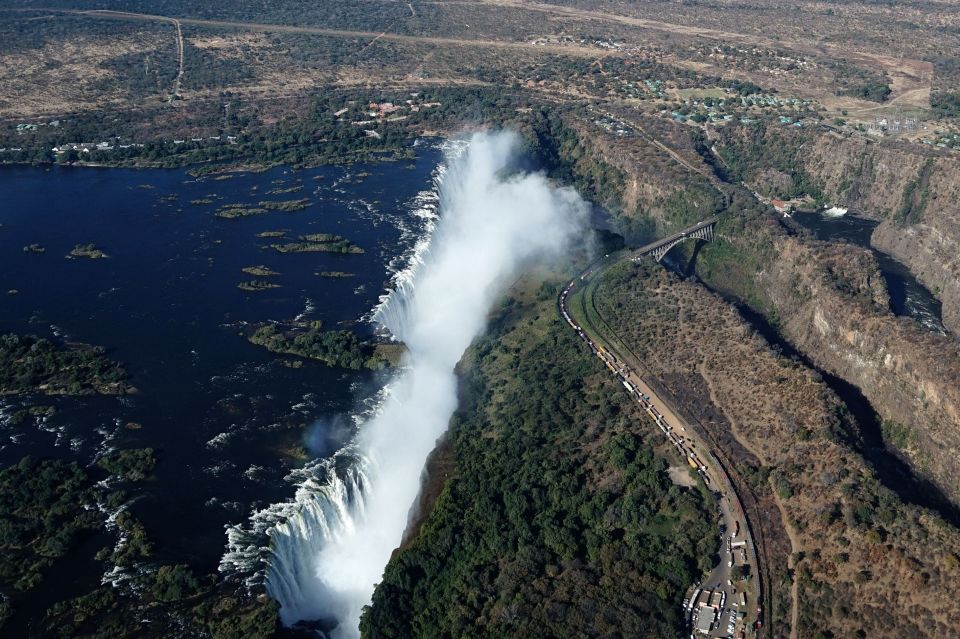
[631,217,719,262]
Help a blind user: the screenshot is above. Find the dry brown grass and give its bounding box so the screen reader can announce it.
[0,31,173,117]
[595,262,960,638]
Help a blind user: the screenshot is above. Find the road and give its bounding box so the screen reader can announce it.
[16,8,612,59]
[169,17,184,102]
[559,248,764,639]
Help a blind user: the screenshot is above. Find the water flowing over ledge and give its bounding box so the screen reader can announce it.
[220,131,589,638]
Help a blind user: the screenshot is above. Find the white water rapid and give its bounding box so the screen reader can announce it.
[233,130,589,637]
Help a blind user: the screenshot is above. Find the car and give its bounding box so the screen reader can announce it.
[727,561,733,567]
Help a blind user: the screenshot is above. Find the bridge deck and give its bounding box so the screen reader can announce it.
[632,216,720,259]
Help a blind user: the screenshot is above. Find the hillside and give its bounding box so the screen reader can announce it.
[593,261,960,639]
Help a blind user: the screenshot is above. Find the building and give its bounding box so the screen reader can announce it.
[695,605,716,635]
[770,198,792,214]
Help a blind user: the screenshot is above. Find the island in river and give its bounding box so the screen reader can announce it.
[0,143,443,637]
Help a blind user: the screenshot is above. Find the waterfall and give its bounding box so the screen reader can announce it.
[222,131,589,638]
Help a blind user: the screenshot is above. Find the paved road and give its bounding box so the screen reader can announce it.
[559,252,763,639]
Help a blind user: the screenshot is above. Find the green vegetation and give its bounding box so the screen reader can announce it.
[270,233,363,254]
[8,405,56,425]
[0,449,277,637]
[0,333,132,396]
[216,198,310,218]
[266,185,303,195]
[529,108,626,214]
[111,510,153,567]
[931,91,960,118]
[845,81,892,103]
[880,419,915,451]
[248,322,391,369]
[729,80,764,95]
[96,449,156,482]
[256,230,287,238]
[241,265,280,276]
[260,198,310,211]
[191,595,279,639]
[215,205,268,219]
[362,289,715,638]
[0,457,101,592]
[237,280,281,291]
[715,123,823,200]
[66,243,108,259]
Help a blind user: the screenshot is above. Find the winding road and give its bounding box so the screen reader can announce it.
[559,238,765,639]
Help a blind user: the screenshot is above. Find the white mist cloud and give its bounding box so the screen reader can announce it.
[271,130,589,636]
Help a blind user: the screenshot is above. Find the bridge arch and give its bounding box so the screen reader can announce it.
[632,217,718,263]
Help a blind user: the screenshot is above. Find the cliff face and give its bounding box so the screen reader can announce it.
[563,115,724,240]
[596,263,960,639]
[803,133,960,333]
[720,124,960,334]
[572,119,960,505]
[752,232,960,504]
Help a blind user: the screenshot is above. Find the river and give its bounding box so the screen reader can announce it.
[0,143,443,632]
[790,210,947,334]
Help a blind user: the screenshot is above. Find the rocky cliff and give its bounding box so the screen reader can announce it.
[597,262,960,639]
[719,124,960,334]
[708,220,960,505]
[568,119,960,505]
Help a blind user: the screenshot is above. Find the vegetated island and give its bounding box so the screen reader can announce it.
[316,271,355,278]
[0,450,276,637]
[8,405,56,426]
[271,233,363,255]
[256,230,287,238]
[0,333,133,396]
[266,185,303,195]
[241,265,280,277]
[237,280,281,292]
[248,321,401,370]
[22,244,45,254]
[215,199,310,218]
[65,243,107,259]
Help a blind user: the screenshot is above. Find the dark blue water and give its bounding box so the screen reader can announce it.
[791,210,947,335]
[0,147,442,620]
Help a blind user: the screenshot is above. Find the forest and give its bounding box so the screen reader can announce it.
[361,286,717,638]
[0,333,133,396]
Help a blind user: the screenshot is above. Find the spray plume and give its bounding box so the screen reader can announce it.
[264,130,589,636]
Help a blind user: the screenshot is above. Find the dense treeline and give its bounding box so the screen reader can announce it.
[248,322,399,370]
[0,457,101,594]
[0,333,132,396]
[843,81,892,103]
[362,292,716,638]
[8,0,411,32]
[931,91,960,118]
[2,85,532,169]
[0,453,277,638]
[714,122,823,200]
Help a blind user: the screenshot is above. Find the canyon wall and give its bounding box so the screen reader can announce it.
[720,124,960,333]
